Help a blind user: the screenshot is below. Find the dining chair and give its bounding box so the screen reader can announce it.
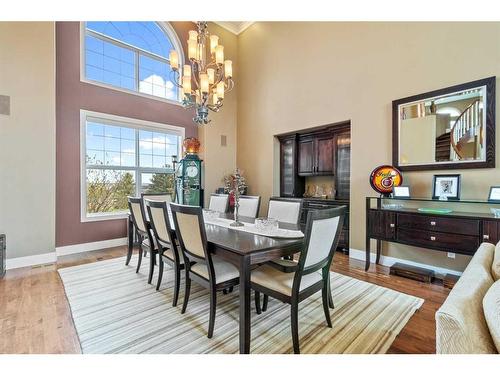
[208,193,229,213]
[145,199,185,305]
[128,197,157,284]
[267,197,303,225]
[251,206,346,354]
[170,203,240,338]
[141,192,172,220]
[237,195,261,218]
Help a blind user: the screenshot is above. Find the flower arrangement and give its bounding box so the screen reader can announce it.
[223,168,247,227]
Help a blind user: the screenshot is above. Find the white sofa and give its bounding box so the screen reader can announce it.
[436,242,500,354]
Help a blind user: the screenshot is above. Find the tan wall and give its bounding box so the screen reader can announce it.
[237,22,500,272]
[198,23,238,196]
[0,22,56,258]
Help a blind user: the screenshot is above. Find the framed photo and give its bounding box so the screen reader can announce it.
[488,186,500,202]
[393,185,410,198]
[432,174,461,200]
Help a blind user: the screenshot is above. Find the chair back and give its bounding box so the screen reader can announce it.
[209,193,229,213]
[128,197,148,234]
[298,206,346,273]
[144,199,173,246]
[141,193,172,220]
[237,195,261,218]
[170,203,209,262]
[267,198,302,225]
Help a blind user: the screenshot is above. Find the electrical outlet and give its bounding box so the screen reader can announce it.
[447,252,456,259]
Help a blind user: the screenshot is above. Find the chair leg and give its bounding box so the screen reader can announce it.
[156,257,164,291]
[291,300,300,354]
[262,294,269,311]
[255,291,262,315]
[328,277,334,309]
[172,264,181,307]
[322,282,333,328]
[181,272,191,314]
[148,251,155,284]
[207,287,217,339]
[136,246,143,273]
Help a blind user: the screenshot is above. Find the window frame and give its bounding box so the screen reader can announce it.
[80,109,185,222]
[79,22,184,106]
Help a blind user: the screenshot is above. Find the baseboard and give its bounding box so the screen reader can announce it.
[56,237,128,257]
[6,252,57,270]
[349,248,463,277]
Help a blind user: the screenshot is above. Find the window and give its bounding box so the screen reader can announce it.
[82,22,182,102]
[81,110,184,221]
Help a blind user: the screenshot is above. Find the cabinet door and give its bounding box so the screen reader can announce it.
[335,132,351,199]
[367,210,396,240]
[280,138,296,196]
[298,139,314,175]
[483,220,499,244]
[315,135,334,174]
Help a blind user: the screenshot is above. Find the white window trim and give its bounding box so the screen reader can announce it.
[79,22,185,107]
[80,109,185,222]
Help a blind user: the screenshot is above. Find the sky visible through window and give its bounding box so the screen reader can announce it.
[85,22,178,101]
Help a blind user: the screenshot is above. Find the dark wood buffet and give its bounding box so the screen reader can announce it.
[365,196,500,271]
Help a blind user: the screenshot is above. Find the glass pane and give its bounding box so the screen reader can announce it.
[121,153,136,167]
[140,154,153,167]
[86,135,104,151]
[105,151,121,166]
[87,122,104,137]
[152,142,166,156]
[139,140,153,155]
[153,155,167,168]
[86,150,104,165]
[138,54,178,100]
[139,130,153,141]
[86,169,136,215]
[104,137,120,152]
[140,172,174,194]
[121,127,135,140]
[153,132,166,143]
[121,139,135,154]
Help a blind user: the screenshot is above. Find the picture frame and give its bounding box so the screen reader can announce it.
[392,185,411,198]
[432,174,461,200]
[488,186,500,202]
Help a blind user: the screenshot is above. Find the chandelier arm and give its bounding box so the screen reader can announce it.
[169,69,183,88]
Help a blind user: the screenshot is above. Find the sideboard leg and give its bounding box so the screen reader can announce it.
[376,239,381,265]
[365,237,370,271]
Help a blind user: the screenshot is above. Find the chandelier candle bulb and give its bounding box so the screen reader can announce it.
[200,73,209,93]
[188,30,198,41]
[207,68,215,84]
[215,45,224,64]
[217,81,225,99]
[169,50,179,70]
[224,60,232,78]
[210,35,219,54]
[182,76,191,95]
[183,64,191,77]
[187,39,197,60]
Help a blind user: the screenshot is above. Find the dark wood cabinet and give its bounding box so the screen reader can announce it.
[278,134,304,198]
[335,131,351,199]
[298,132,335,176]
[365,197,499,271]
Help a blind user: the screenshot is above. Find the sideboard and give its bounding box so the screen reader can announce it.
[365,196,500,271]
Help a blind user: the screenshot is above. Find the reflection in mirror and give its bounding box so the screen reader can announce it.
[399,86,485,165]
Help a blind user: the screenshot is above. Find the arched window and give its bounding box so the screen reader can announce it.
[83,22,183,102]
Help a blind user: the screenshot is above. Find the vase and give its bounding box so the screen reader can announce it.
[230,193,244,227]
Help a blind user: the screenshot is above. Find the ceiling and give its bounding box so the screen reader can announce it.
[214,22,254,35]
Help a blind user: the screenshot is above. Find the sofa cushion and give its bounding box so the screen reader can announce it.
[483,280,500,352]
[492,242,500,281]
[435,242,496,354]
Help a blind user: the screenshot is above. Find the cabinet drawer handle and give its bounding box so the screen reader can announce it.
[389,223,395,228]
[483,234,490,240]
[430,221,436,226]
[430,236,436,241]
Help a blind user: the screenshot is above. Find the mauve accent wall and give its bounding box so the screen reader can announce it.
[56,21,197,247]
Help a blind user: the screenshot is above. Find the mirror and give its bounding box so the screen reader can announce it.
[393,77,496,171]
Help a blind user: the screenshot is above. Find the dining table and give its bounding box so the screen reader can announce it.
[127,212,304,354]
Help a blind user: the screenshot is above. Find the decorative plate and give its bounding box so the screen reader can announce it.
[370,165,403,195]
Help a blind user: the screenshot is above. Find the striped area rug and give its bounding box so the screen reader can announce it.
[58,256,423,354]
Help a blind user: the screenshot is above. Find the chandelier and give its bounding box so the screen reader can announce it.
[169,22,234,125]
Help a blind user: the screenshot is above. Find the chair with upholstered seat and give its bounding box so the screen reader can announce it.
[145,200,185,305]
[236,195,261,218]
[170,203,240,338]
[267,197,303,225]
[251,206,346,354]
[128,197,157,284]
[208,193,229,213]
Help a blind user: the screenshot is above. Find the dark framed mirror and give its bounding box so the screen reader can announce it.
[393,77,496,171]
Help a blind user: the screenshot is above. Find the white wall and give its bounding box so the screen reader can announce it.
[0,22,56,259]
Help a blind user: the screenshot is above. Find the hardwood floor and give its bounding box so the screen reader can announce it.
[0,247,449,354]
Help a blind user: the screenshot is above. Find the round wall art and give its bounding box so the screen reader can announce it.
[369,165,403,196]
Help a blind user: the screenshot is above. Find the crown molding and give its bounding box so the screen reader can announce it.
[214,22,254,35]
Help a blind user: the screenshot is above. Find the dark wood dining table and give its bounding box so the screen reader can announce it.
[127,213,304,354]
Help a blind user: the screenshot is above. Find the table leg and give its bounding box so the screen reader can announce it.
[126,216,133,266]
[239,256,251,354]
[365,236,371,271]
[375,239,381,265]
